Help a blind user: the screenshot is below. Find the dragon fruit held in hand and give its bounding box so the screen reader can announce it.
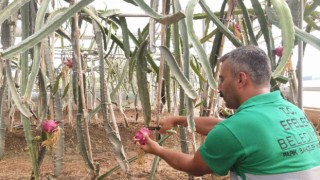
[133,128,152,145]
[41,120,60,133]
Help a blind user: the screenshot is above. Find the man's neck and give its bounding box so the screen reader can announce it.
[239,86,270,105]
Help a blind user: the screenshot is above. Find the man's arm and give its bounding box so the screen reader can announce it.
[140,135,213,176]
[159,116,223,136]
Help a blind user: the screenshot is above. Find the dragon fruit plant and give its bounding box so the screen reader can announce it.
[41,120,61,150]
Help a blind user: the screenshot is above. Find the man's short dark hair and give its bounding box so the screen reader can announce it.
[219,46,272,86]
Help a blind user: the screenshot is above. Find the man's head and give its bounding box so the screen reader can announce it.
[218,46,272,109]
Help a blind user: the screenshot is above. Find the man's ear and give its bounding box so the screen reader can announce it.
[237,72,248,86]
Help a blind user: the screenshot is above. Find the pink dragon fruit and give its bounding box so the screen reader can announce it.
[65,58,73,68]
[274,46,283,57]
[41,120,60,133]
[133,128,152,145]
[234,23,240,31]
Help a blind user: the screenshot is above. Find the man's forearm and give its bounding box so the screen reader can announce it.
[194,117,223,135]
[154,146,213,176]
[173,116,223,135]
[155,146,199,175]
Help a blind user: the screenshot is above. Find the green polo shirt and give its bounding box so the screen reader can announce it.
[199,91,320,179]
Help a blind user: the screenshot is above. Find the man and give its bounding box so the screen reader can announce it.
[137,46,320,179]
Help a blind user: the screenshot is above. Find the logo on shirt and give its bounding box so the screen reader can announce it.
[276,106,320,157]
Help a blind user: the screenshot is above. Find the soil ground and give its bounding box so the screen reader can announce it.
[0,108,230,180]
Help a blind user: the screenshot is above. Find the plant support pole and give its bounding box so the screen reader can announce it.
[297,0,304,109]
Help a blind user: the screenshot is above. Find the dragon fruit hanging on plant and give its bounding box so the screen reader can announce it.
[273,46,283,57]
[65,57,73,69]
[41,119,61,150]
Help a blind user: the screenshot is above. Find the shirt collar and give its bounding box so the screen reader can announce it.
[236,90,283,112]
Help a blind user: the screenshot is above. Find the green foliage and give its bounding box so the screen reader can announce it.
[136,40,152,126]
[159,46,198,100]
[270,0,295,78]
[187,0,218,90]
[1,0,94,59]
[0,0,31,25]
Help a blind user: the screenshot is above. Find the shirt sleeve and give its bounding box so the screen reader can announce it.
[199,123,245,176]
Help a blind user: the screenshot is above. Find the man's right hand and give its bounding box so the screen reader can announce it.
[158,116,177,134]
[157,116,223,136]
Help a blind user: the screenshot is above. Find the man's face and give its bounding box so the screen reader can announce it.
[218,60,240,109]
